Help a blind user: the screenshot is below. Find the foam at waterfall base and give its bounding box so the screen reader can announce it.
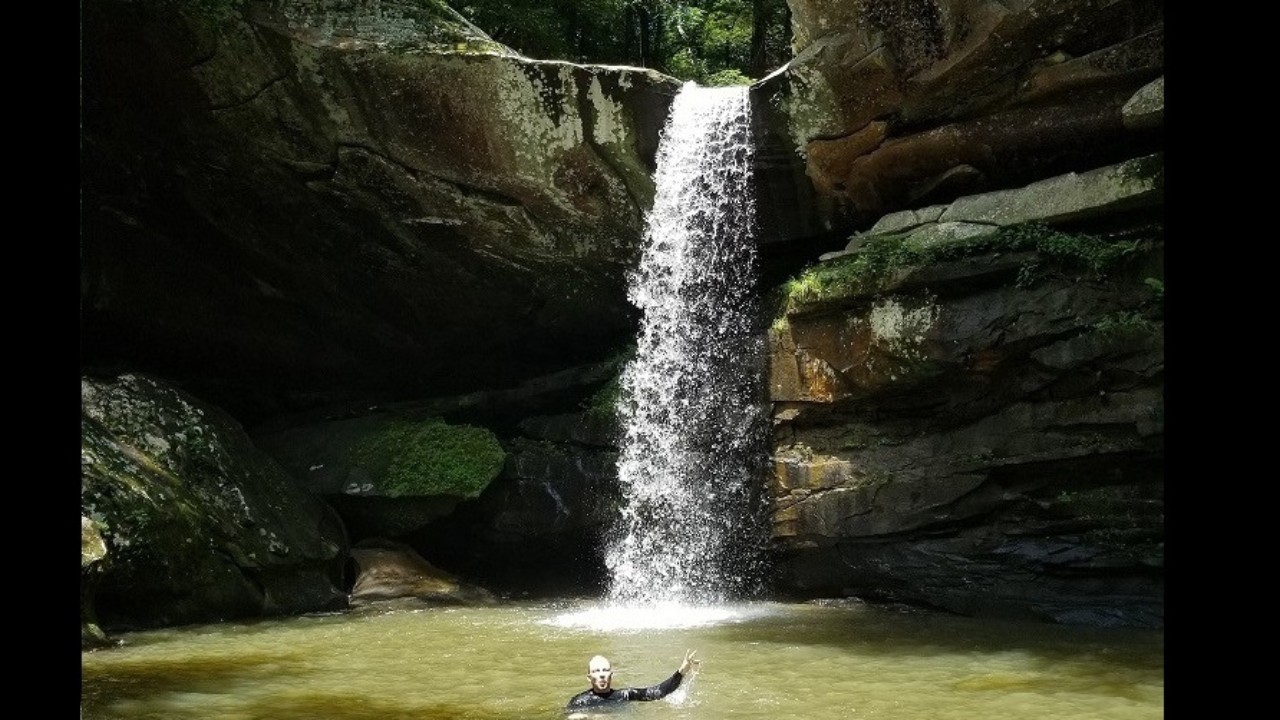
[544,600,775,631]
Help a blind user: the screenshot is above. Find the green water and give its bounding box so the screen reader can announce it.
[80,599,1163,720]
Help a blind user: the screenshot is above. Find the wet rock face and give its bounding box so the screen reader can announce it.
[752,0,1164,242]
[80,0,680,422]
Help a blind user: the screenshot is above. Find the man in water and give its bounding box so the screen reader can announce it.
[565,649,700,714]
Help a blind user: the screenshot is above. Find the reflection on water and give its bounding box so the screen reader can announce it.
[81,599,1163,720]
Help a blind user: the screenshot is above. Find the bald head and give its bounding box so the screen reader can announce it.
[586,655,614,692]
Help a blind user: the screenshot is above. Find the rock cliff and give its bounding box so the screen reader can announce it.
[81,0,680,422]
[752,0,1162,246]
[80,0,1163,634]
[765,154,1163,627]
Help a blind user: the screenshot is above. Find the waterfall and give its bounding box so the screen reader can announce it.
[603,82,769,607]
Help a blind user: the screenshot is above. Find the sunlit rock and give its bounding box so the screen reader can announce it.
[752,0,1164,240]
[81,516,111,648]
[348,537,496,606]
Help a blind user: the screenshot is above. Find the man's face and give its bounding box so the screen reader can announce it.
[587,659,613,692]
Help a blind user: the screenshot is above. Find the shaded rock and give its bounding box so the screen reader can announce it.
[250,366,624,594]
[406,433,621,596]
[81,372,349,631]
[80,0,681,423]
[255,411,506,542]
[517,412,620,448]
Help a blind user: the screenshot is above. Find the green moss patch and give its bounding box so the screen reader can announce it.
[777,222,1145,315]
[1093,310,1157,340]
[580,345,635,422]
[350,419,505,498]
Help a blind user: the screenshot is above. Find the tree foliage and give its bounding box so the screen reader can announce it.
[446,0,791,84]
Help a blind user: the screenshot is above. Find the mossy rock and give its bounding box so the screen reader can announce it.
[81,373,348,632]
[775,222,1150,317]
[349,418,505,498]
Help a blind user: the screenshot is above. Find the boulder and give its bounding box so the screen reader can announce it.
[348,538,496,606]
[81,372,349,631]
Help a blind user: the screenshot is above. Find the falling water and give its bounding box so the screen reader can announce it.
[603,82,769,608]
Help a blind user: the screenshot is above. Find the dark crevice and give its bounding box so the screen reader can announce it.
[333,141,527,208]
[209,74,288,111]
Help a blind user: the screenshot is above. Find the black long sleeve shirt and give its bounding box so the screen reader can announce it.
[565,670,684,711]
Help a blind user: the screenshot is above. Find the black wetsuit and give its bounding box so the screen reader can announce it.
[565,671,685,711]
